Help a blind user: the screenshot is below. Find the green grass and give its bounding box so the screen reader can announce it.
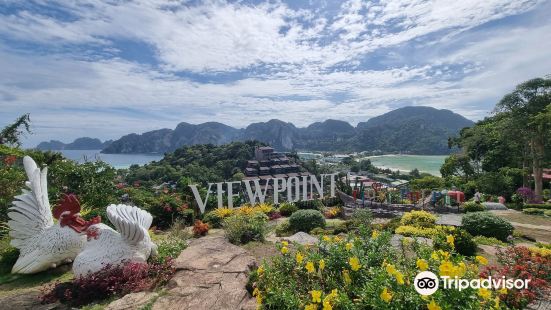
[473,236,507,247]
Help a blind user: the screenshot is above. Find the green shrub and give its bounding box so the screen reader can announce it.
[275,220,292,237]
[523,208,545,215]
[462,201,485,213]
[203,211,224,228]
[400,210,437,228]
[223,213,268,245]
[152,236,187,264]
[288,209,326,233]
[294,199,323,210]
[473,236,507,246]
[349,209,373,229]
[310,227,326,235]
[434,229,477,256]
[522,204,551,210]
[461,212,514,242]
[545,210,551,217]
[0,240,19,275]
[278,203,298,216]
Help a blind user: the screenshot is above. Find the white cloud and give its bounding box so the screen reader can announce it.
[0,0,550,147]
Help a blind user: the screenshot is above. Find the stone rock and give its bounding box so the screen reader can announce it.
[153,236,256,310]
[282,232,318,245]
[105,292,158,310]
[482,202,508,210]
[391,234,433,248]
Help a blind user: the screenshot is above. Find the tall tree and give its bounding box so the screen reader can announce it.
[495,78,551,200]
[0,114,31,147]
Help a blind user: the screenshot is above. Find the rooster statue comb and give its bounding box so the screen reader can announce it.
[7,156,97,274]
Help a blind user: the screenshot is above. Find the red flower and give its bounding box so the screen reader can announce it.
[3,155,17,166]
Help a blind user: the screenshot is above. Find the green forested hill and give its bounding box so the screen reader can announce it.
[51,106,473,155]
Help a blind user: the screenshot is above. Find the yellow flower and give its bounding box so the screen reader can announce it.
[306,261,316,273]
[493,296,500,309]
[380,287,392,303]
[257,265,264,276]
[319,259,325,271]
[372,230,380,239]
[349,257,361,271]
[323,235,331,242]
[499,287,508,295]
[431,251,439,260]
[439,261,454,277]
[253,288,262,304]
[427,299,441,310]
[476,256,488,265]
[345,242,353,251]
[446,235,455,247]
[296,252,304,264]
[439,250,450,260]
[385,263,397,275]
[333,236,342,242]
[322,301,332,310]
[281,241,289,247]
[311,290,322,303]
[416,259,428,271]
[395,271,405,285]
[454,262,466,278]
[342,269,351,285]
[305,304,318,310]
[478,288,491,300]
[324,289,338,303]
[281,246,288,254]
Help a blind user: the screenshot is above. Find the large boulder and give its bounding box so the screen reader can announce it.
[153,236,256,310]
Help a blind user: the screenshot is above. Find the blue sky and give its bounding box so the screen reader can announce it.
[1,0,550,147]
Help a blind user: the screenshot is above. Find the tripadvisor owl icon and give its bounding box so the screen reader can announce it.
[414,271,439,295]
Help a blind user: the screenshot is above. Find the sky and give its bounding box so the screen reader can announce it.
[1,0,550,147]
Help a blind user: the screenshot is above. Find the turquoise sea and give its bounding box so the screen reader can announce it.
[363,155,447,176]
[58,150,163,169]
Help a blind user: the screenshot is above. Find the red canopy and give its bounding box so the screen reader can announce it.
[447,191,465,203]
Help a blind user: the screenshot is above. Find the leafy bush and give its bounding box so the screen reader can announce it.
[349,209,373,229]
[461,212,514,241]
[192,220,209,237]
[275,220,292,237]
[41,261,174,307]
[545,210,551,217]
[395,225,439,238]
[523,208,545,215]
[473,236,507,246]
[253,230,501,309]
[153,238,185,263]
[0,240,19,274]
[462,201,485,213]
[323,206,343,219]
[203,208,234,228]
[399,210,437,228]
[294,199,323,210]
[278,202,298,216]
[522,204,551,210]
[223,213,268,245]
[289,209,326,233]
[434,229,477,256]
[481,246,550,309]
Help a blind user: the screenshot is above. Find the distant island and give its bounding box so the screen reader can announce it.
[36,137,113,151]
[36,106,473,155]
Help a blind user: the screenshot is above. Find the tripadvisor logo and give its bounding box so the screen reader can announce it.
[414,271,530,296]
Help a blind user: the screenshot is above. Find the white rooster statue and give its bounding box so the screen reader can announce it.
[72,204,157,277]
[8,156,97,274]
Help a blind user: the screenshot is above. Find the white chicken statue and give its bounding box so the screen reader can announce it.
[8,156,96,274]
[72,204,157,277]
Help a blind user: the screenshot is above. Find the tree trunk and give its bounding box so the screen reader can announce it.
[532,137,545,201]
